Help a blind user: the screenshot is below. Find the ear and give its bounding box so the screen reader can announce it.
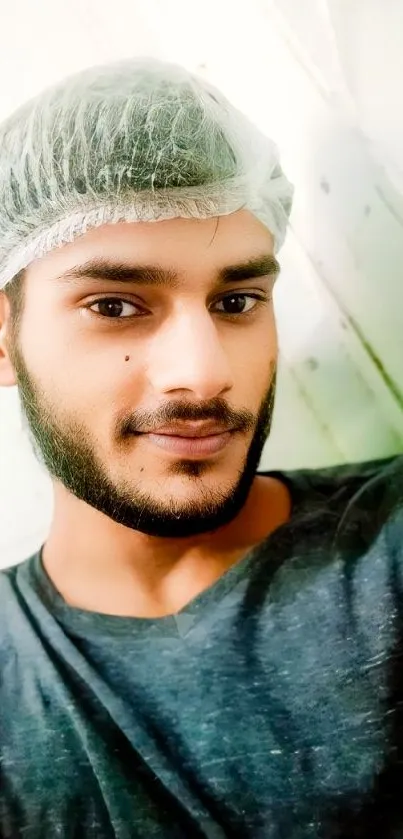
[0,292,18,387]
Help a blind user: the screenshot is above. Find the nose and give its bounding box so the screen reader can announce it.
[146,306,234,400]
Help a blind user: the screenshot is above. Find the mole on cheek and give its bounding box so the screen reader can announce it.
[125,355,130,361]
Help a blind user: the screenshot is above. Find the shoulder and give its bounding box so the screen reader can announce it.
[275,453,403,520]
[300,454,403,583]
[261,454,403,568]
[308,453,403,534]
[0,554,38,647]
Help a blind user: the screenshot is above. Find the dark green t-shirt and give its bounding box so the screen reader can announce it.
[1,454,403,838]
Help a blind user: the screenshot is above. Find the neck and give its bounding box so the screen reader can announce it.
[41,475,291,617]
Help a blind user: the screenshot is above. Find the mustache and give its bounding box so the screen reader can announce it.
[120,397,256,436]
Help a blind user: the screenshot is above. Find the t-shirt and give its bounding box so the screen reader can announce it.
[1,454,403,839]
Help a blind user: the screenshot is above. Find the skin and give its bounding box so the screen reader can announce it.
[0,209,291,617]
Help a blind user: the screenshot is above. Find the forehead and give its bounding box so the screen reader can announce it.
[24,210,275,285]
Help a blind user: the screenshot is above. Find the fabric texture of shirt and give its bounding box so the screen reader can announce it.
[1,454,403,838]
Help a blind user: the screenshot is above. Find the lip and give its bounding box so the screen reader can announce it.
[149,422,233,438]
[144,430,233,457]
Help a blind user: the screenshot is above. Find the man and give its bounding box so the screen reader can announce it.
[0,57,402,839]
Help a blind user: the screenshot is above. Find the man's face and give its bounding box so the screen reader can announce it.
[2,209,280,538]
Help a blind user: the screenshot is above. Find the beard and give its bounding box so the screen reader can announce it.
[7,334,277,538]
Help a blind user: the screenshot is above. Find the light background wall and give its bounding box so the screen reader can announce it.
[1,0,403,567]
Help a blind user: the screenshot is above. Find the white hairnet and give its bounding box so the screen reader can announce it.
[0,57,294,292]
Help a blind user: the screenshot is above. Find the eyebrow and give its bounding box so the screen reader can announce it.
[54,254,280,288]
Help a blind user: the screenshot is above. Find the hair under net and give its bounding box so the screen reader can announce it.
[0,57,294,293]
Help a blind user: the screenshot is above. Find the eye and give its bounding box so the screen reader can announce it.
[84,292,270,322]
[86,297,144,319]
[213,293,267,316]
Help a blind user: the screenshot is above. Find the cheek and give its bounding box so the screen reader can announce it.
[17,303,148,413]
[19,300,71,376]
[234,324,277,386]
[73,353,148,425]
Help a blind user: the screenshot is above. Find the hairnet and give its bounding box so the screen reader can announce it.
[0,57,294,292]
